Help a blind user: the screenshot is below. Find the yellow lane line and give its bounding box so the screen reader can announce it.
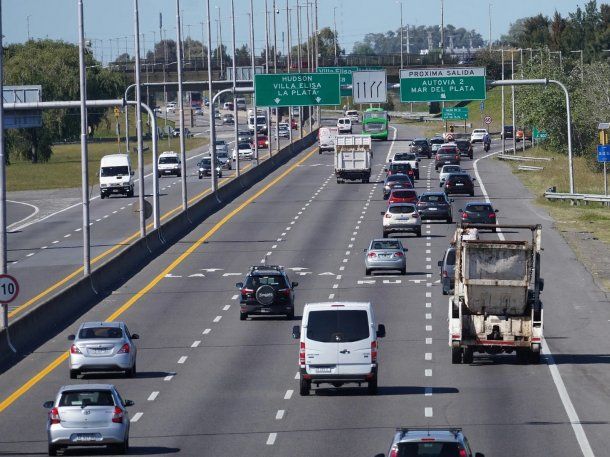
[0,147,316,413]
[7,152,270,319]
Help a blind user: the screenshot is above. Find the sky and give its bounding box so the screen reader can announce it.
[5,0,588,64]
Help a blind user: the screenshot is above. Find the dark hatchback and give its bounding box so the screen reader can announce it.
[434,146,461,170]
[460,202,499,231]
[416,192,453,223]
[455,139,473,159]
[410,138,432,158]
[443,173,475,196]
[236,266,298,320]
[383,174,414,199]
[386,162,415,181]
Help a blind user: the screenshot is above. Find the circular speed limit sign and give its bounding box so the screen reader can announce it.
[0,274,19,304]
[484,116,492,125]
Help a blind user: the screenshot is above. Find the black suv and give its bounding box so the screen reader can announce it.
[410,138,432,159]
[443,173,476,196]
[455,139,473,159]
[236,266,297,320]
[459,202,498,230]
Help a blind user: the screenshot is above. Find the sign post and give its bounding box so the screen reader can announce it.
[400,67,486,103]
[0,274,19,353]
[254,73,341,108]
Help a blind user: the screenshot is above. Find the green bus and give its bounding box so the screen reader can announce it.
[362,107,389,140]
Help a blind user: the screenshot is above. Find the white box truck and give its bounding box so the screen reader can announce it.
[99,154,134,199]
[334,135,372,184]
[448,224,544,364]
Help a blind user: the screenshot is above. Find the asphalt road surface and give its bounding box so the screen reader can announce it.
[0,121,606,457]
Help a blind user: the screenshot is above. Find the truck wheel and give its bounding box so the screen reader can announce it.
[48,444,58,456]
[516,349,529,364]
[463,347,474,364]
[529,347,541,364]
[69,369,79,379]
[451,347,462,364]
[415,172,420,180]
[365,268,371,276]
[100,193,105,200]
[299,378,311,396]
[367,376,378,395]
[446,217,453,224]
[239,312,248,321]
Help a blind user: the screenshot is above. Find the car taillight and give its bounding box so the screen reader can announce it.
[455,155,460,160]
[462,212,468,219]
[368,252,377,258]
[70,344,81,354]
[394,251,404,258]
[278,288,291,296]
[459,449,467,457]
[389,446,398,457]
[442,270,448,278]
[299,342,306,365]
[241,288,254,296]
[488,213,496,218]
[112,406,124,423]
[412,212,419,218]
[371,341,377,363]
[117,343,130,354]
[49,407,61,425]
[385,213,392,218]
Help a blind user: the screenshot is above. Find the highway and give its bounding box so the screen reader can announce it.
[0,121,607,457]
[3,114,304,319]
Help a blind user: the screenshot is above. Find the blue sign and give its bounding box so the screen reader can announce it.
[597,145,610,163]
[479,101,485,112]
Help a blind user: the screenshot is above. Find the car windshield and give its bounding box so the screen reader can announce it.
[215,141,226,146]
[371,240,401,250]
[389,205,416,214]
[59,390,115,407]
[439,148,457,154]
[238,143,251,150]
[467,204,492,212]
[306,310,370,343]
[100,166,128,177]
[420,194,446,203]
[245,274,287,289]
[392,190,417,198]
[159,156,179,164]
[397,442,461,457]
[78,327,123,339]
[217,152,228,158]
[200,159,211,166]
[456,141,469,149]
[413,140,428,146]
[473,130,487,134]
[346,111,357,116]
[449,175,471,183]
[431,138,444,144]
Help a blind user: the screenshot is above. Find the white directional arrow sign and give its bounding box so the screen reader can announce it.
[201,268,223,272]
[274,98,281,104]
[352,70,387,104]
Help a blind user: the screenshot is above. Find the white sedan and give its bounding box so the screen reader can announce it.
[232,142,254,161]
[470,128,488,143]
[439,164,463,185]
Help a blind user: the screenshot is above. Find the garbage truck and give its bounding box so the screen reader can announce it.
[334,134,372,184]
[448,224,544,364]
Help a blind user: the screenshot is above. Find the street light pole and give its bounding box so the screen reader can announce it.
[175,0,187,211]
[440,0,444,65]
[206,0,218,192]
[249,3,259,165]
[133,0,146,236]
[265,0,273,154]
[488,3,492,51]
[333,7,338,65]
[399,2,403,69]
[231,0,240,176]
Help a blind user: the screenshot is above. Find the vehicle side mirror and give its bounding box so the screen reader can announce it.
[380,211,385,215]
[438,260,443,267]
[124,400,135,407]
[235,282,244,289]
[131,334,140,340]
[292,325,301,339]
[495,209,499,212]
[377,324,386,338]
[131,171,135,176]
[475,453,485,457]
[43,401,54,409]
[67,334,75,341]
[292,282,299,288]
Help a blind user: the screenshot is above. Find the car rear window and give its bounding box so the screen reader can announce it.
[420,194,446,203]
[439,148,457,154]
[306,310,370,343]
[159,156,179,164]
[388,175,411,183]
[394,153,416,161]
[390,163,412,172]
[238,143,251,149]
[389,205,416,214]
[397,442,461,457]
[78,327,123,339]
[100,166,128,177]
[59,390,115,407]
[442,166,461,173]
[448,175,471,183]
[371,240,401,250]
[467,204,492,212]
[392,190,417,198]
[445,250,456,265]
[246,274,287,289]
[413,140,428,146]
[430,138,444,144]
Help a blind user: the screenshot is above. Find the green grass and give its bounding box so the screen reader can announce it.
[93,109,176,139]
[6,136,207,192]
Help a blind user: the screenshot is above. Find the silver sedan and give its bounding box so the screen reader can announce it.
[364,239,408,275]
[68,322,139,379]
[44,384,133,455]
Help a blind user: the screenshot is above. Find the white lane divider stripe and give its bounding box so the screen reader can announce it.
[294,372,300,379]
[425,407,433,417]
[425,369,432,377]
[191,340,201,348]
[426,338,433,344]
[213,315,222,323]
[266,433,277,445]
[147,391,159,401]
[202,328,211,335]
[232,294,238,300]
[425,387,433,396]
[130,412,144,422]
[275,410,285,420]
[164,373,175,382]
[222,305,231,311]
[177,356,188,364]
[284,389,294,400]
[425,353,432,361]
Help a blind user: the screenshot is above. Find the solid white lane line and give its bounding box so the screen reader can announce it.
[191,340,201,348]
[177,356,188,364]
[276,410,285,420]
[266,433,277,445]
[222,305,231,311]
[202,328,211,335]
[130,412,144,422]
[284,390,294,400]
[425,353,432,361]
[213,315,222,323]
[147,391,159,401]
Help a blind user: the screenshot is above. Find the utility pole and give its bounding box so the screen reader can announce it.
[133,0,146,236]
[265,0,273,153]
[488,3,492,51]
[440,0,444,65]
[175,0,187,211]
[399,2,403,69]
[333,6,338,65]
[231,0,240,176]
[249,3,259,165]
[511,49,516,154]
[206,0,218,192]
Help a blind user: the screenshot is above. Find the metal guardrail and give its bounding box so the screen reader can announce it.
[497,154,552,162]
[544,191,610,204]
[518,165,544,171]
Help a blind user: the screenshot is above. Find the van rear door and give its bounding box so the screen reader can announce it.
[304,310,339,376]
[334,309,373,375]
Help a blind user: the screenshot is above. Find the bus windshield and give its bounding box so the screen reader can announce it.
[362,109,388,139]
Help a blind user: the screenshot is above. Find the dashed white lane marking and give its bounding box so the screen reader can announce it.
[425,387,433,396]
[120,206,126,210]
[95,218,101,222]
[336,275,342,280]
[281,232,286,236]
[177,356,188,364]
[290,221,295,225]
[284,389,294,400]
[232,294,238,300]
[332,284,339,289]
[345,251,351,255]
[276,410,285,420]
[74,228,81,232]
[425,353,432,361]
[52,240,59,244]
[164,373,175,381]
[130,412,144,422]
[272,244,277,249]
[63,234,71,238]
[191,340,201,348]
[426,265,432,270]
[339,266,345,271]
[425,407,433,417]
[41,246,48,249]
[426,303,432,308]
[266,433,277,445]
[147,391,159,401]
[294,372,300,379]
[426,292,432,298]
[342,259,348,263]
[202,328,211,335]
[348,244,353,248]
[426,338,433,344]
[266,251,272,256]
[213,315,222,323]
[426,242,431,247]
[328,294,335,299]
[222,305,231,311]
[112,211,118,214]
[426,325,432,332]
[426,313,432,320]
[426,249,431,254]
[426,257,431,262]
[286,227,292,231]
[425,369,432,377]
[26,253,34,257]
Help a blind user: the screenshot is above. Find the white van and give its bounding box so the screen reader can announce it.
[337,117,352,134]
[345,110,359,124]
[318,126,339,153]
[235,98,247,111]
[292,301,385,395]
[158,151,181,178]
[99,154,134,199]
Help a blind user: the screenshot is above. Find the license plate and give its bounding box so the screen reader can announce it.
[379,254,390,258]
[90,348,108,353]
[428,207,437,211]
[456,183,464,186]
[259,308,271,313]
[72,433,102,442]
[314,367,332,373]
[163,170,172,174]
[112,189,119,193]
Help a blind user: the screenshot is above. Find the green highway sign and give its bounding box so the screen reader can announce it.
[400,67,486,103]
[442,107,469,120]
[317,66,383,96]
[533,127,548,140]
[254,73,341,107]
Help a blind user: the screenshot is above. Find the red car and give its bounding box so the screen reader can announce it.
[388,189,418,204]
[291,118,298,130]
[257,135,269,149]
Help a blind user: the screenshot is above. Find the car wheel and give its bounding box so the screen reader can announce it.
[516,349,529,364]
[469,154,473,159]
[400,268,407,275]
[100,193,105,200]
[126,363,136,378]
[127,189,134,198]
[69,369,79,379]
[48,444,58,456]
[299,377,311,396]
[415,172,420,180]
[286,311,294,320]
[451,347,462,364]
[463,347,474,364]
[529,349,541,364]
[365,268,371,276]
[416,229,422,237]
[239,312,248,321]
[157,173,161,179]
[446,217,453,224]
[491,228,497,233]
[470,191,475,197]
[113,438,128,455]
[198,175,202,180]
[367,376,378,395]
[428,153,432,159]
[442,288,448,296]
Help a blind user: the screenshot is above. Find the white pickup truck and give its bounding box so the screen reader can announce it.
[335,135,372,184]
